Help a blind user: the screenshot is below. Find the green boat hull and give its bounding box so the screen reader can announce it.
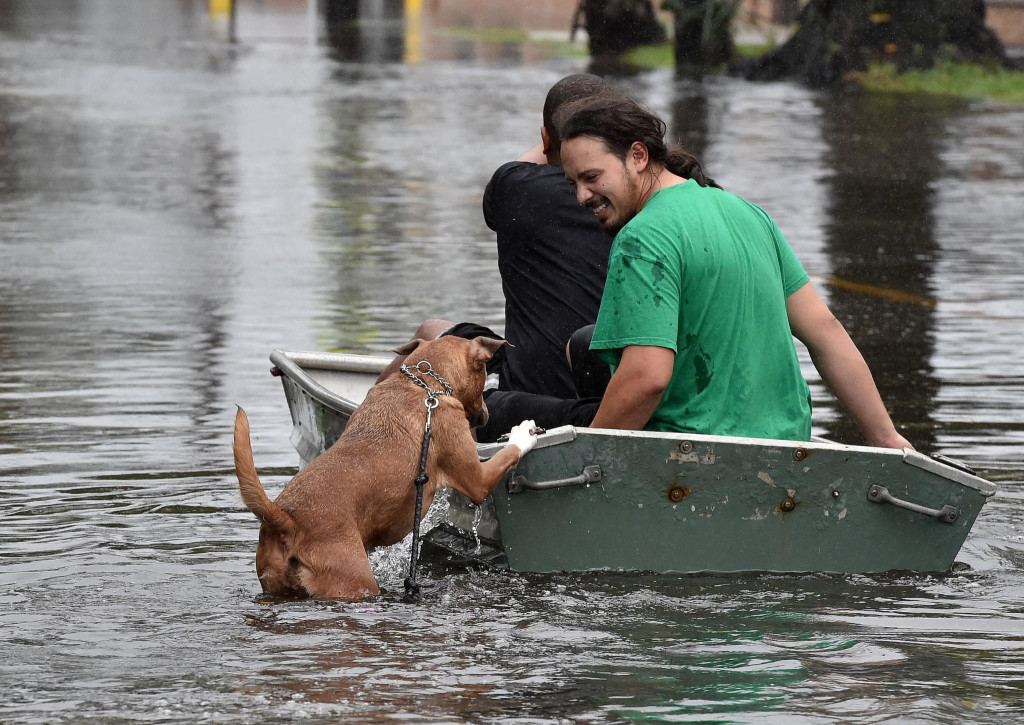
[268,349,996,575]
[473,427,992,573]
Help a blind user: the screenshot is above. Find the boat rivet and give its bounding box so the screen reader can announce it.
[668,485,690,503]
[779,496,797,512]
[679,441,693,453]
[793,448,808,461]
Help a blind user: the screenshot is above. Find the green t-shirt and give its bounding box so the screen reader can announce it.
[590,181,812,441]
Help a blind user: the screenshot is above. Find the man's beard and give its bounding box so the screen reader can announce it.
[601,171,644,235]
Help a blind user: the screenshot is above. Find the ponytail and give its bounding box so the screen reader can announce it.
[666,148,720,189]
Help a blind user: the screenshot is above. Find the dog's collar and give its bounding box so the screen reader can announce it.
[399,360,452,406]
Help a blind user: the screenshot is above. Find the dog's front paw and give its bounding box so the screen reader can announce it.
[507,419,538,460]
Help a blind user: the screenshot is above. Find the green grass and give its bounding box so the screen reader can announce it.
[734,42,774,58]
[435,26,530,44]
[623,42,674,68]
[850,61,1024,103]
[623,41,776,69]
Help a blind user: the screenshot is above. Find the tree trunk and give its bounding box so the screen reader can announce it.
[735,0,1015,89]
[672,0,706,67]
[576,0,667,57]
[666,0,737,72]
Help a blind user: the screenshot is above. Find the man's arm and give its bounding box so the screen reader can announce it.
[589,345,674,430]
[786,282,913,449]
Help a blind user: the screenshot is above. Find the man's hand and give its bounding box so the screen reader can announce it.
[871,430,915,450]
[516,144,548,164]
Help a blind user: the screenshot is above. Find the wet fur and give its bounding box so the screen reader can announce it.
[233,336,524,600]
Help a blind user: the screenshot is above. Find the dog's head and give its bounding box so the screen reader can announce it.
[254,528,308,599]
[393,335,507,427]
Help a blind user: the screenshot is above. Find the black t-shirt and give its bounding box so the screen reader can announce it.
[483,161,612,398]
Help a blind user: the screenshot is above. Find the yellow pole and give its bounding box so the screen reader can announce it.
[404,0,423,65]
[209,0,237,42]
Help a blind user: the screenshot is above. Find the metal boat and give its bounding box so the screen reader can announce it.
[268,348,997,574]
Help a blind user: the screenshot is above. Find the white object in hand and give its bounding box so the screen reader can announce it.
[507,419,538,460]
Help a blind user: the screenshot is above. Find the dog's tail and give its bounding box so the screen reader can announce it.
[233,406,296,533]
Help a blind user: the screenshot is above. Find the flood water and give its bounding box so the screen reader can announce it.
[2,1,1024,722]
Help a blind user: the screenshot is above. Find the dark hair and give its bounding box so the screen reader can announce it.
[542,74,618,149]
[556,95,720,189]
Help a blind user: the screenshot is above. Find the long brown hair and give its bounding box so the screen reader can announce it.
[556,95,720,189]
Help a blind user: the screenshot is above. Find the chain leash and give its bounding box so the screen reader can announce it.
[399,361,452,602]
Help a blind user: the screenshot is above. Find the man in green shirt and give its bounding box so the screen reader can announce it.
[558,95,912,449]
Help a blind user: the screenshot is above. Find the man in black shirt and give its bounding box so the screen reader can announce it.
[483,76,614,399]
[380,74,617,439]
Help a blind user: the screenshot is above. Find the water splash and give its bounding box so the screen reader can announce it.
[368,488,453,586]
[471,503,484,554]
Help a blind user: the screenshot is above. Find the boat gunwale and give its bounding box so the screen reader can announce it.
[271,348,997,498]
[270,348,392,417]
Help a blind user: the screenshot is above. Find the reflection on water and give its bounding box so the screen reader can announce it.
[1,1,1023,723]
[322,0,406,65]
[817,92,951,452]
[668,80,711,163]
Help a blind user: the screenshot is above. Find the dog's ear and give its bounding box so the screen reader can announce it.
[392,339,424,357]
[471,336,509,362]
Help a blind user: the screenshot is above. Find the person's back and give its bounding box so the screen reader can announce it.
[592,181,812,440]
[377,74,618,442]
[484,161,611,398]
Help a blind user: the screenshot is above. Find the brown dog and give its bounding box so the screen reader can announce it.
[233,335,537,600]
